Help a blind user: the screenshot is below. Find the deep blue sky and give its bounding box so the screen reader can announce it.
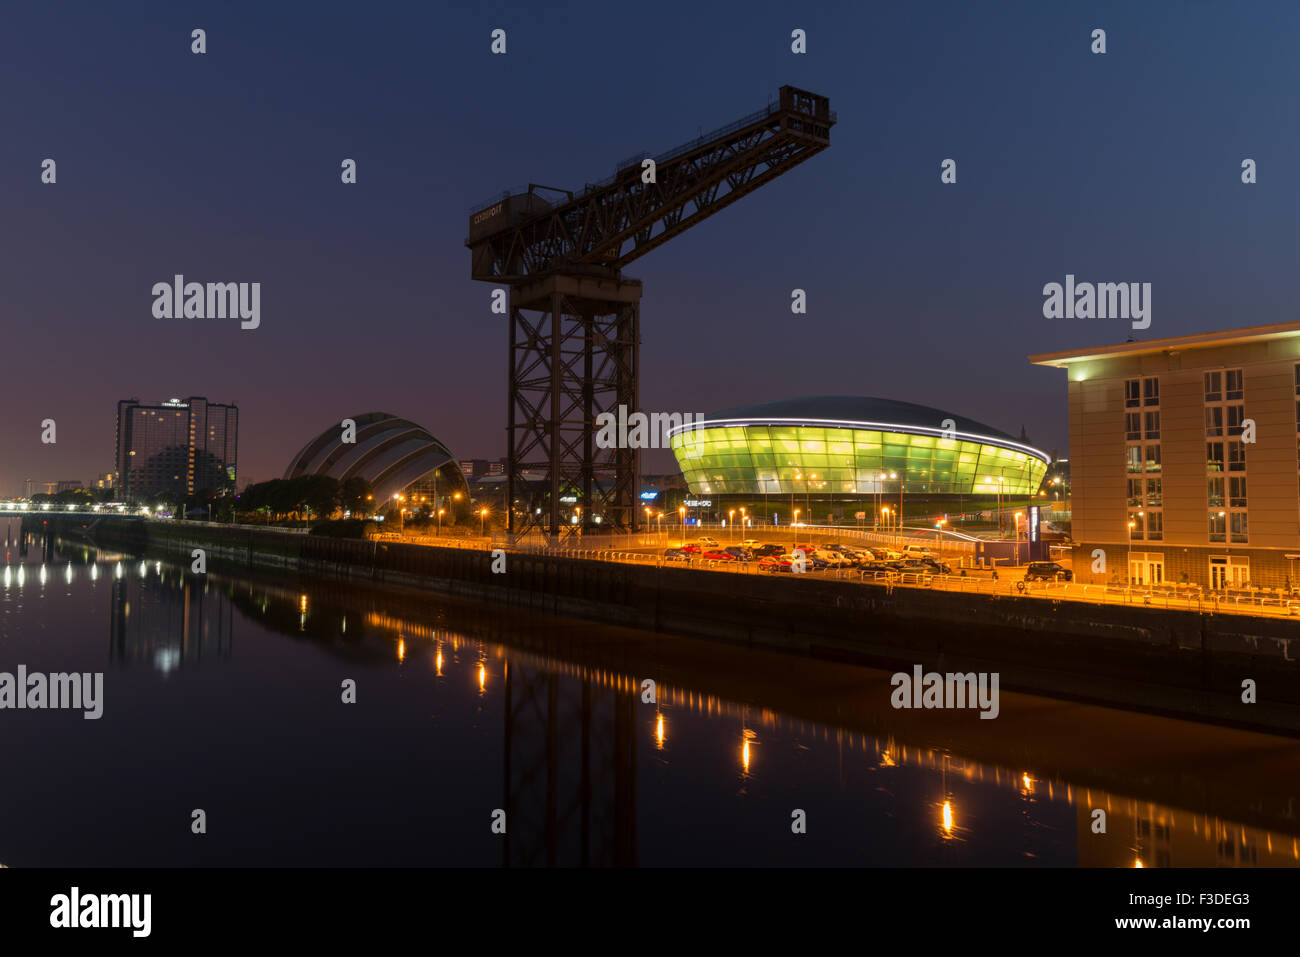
[2,0,1297,493]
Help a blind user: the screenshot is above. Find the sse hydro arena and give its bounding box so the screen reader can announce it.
[667,396,1050,516]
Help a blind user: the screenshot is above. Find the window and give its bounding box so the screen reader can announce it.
[1209,511,1226,542]
[1144,411,1160,439]
[1145,445,1161,472]
[1228,442,1246,472]
[1226,369,1243,401]
[1143,377,1160,406]
[1207,442,1223,471]
[1127,478,1143,507]
[1230,512,1248,543]
[1125,413,1141,441]
[1229,476,1247,508]
[1126,446,1142,473]
[1227,405,1246,436]
[1146,511,1163,541]
[1128,513,1144,541]
[1205,371,1222,402]
[1205,407,1223,437]
[1208,477,1225,508]
[1125,379,1141,408]
[1146,478,1162,507]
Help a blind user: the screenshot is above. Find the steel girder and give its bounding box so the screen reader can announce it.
[507,274,640,537]
[468,87,834,283]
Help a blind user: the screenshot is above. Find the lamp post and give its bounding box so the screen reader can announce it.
[880,506,890,547]
[1127,519,1136,587]
[729,509,736,541]
[480,507,489,537]
[679,506,686,541]
[437,508,445,536]
[792,473,801,528]
[1014,511,1023,566]
[807,474,817,529]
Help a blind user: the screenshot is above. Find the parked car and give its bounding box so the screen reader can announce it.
[759,554,795,573]
[738,539,761,549]
[753,543,787,558]
[697,536,720,547]
[816,549,853,568]
[1024,561,1073,582]
[917,556,952,575]
[702,549,736,562]
[723,546,753,560]
[901,543,933,559]
[664,548,691,562]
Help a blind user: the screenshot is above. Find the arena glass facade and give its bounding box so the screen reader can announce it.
[667,397,1049,498]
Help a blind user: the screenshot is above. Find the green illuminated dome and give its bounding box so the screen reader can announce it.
[668,396,1049,497]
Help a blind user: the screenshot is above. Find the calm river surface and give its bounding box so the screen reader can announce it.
[1,526,1297,867]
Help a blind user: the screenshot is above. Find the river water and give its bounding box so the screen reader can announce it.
[1,526,1297,867]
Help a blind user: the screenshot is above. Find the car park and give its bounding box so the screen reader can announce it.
[753,543,786,558]
[1024,561,1073,582]
[664,548,691,562]
[723,546,753,560]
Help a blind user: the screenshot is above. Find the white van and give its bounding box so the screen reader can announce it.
[901,543,933,559]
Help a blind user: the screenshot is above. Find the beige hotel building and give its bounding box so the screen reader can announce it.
[1031,322,1300,590]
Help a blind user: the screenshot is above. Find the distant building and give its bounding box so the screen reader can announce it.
[459,458,506,480]
[55,480,84,494]
[115,397,239,502]
[24,479,36,499]
[95,473,114,490]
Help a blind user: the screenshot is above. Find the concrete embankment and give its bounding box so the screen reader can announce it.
[47,515,1300,735]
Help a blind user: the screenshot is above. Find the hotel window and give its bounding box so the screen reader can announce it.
[1228,442,1246,472]
[1143,377,1160,406]
[1124,379,1141,408]
[1209,511,1226,543]
[1226,369,1243,401]
[1146,511,1163,541]
[1229,476,1247,508]
[1146,478,1162,507]
[1206,442,1224,471]
[1208,477,1225,508]
[1127,479,1143,507]
[1145,445,1161,472]
[1144,411,1160,440]
[1227,405,1246,436]
[1205,406,1223,437]
[1205,371,1222,402]
[1126,446,1142,473]
[1125,413,1141,441]
[1230,513,1248,543]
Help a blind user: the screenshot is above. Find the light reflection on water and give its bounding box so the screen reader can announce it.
[0,530,1297,868]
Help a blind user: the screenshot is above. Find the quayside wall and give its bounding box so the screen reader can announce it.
[47,515,1300,735]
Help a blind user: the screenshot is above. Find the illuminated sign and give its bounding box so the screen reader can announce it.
[683,499,712,507]
[639,491,659,500]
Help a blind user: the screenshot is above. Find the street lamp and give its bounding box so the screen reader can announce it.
[679,506,686,539]
[1127,519,1136,586]
[792,473,801,527]
[480,507,489,536]
[437,508,445,535]
[794,508,801,529]
[1014,511,1023,566]
[729,509,736,540]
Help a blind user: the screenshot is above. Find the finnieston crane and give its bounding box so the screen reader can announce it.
[467,86,834,538]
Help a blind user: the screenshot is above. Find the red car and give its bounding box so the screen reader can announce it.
[702,550,736,562]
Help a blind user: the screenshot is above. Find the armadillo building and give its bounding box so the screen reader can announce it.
[667,396,1049,514]
[284,412,467,509]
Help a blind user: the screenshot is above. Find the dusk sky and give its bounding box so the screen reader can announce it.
[2,0,1297,495]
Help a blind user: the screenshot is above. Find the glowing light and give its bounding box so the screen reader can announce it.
[655,713,665,750]
[299,594,308,613]
[397,639,405,662]
[435,649,444,675]
[742,738,751,772]
[478,664,486,692]
[941,801,954,837]
[1134,858,1143,868]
